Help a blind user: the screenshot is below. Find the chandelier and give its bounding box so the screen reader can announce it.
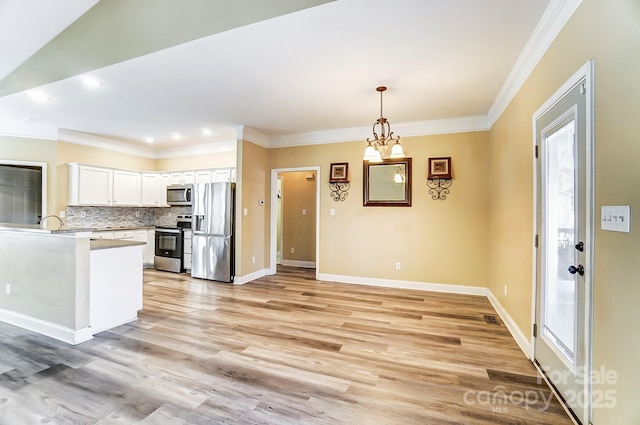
[363,86,405,162]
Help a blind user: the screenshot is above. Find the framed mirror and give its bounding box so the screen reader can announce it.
[363,158,412,207]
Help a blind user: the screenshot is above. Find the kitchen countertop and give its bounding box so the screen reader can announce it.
[90,238,146,250]
[86,225,156,232]
[0,223,156,235]
[0,223,95,234]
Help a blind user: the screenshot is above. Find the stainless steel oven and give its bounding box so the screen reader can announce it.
[154,227,183,273]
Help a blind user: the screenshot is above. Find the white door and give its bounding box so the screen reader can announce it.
[534,66,593,424]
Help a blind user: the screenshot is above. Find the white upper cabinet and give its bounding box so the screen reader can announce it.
[212,169,231,183]
[69,164,113,206]
[112,170,142,206]
[195,170,212,183]
[169,171,196,185]
[159,173,171,206]
[69,163,235,207]
[69,164,141,206]
[141,173,161,206]
[182,171,195,184]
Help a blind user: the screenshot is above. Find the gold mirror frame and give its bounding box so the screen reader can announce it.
[363,158,412,207]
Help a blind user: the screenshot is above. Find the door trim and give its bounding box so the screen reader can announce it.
[531,60,594,423]
[269,166,320,278]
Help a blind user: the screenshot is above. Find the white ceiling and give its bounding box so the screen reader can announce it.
[0,0,554,153]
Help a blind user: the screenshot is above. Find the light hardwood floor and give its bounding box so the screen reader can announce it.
[0,266,572,424]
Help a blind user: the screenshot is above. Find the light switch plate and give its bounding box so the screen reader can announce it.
[601,205,630,232]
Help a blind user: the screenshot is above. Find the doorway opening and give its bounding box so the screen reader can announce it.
[270,167,320,278]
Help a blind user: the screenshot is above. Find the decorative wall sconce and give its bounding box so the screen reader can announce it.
[329,162,350,201]
[426,157,453,200]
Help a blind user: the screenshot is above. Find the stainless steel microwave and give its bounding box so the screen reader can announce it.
[166,185,192,205]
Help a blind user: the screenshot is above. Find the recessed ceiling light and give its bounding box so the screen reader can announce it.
[26,90,51,104]
[171,133,182,140]
[202,128,212,136]
[79,75,103,88]
[144,137,154,144]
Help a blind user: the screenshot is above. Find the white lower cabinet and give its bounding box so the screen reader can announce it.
[91,231,115,239]
[92,229,154,267]
[183,229,192,271]
[136,230,155,267]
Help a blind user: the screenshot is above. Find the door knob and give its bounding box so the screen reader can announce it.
[575,241,584,252]
[568,264,585,276]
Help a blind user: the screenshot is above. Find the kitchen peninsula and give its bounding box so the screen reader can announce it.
[0,225,144,344]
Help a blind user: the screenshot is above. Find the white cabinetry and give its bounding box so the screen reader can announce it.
[112,170,141,206]
[69,163,141,206]
[170,171,195,185]
[141,173,161,206]
[70,164,113,206]
[195,170,212,183]
[136,229,155,267]
[91,231,115,239]
[159,174,171,206]
[212,169,231,183]
[69,163,235,207]
[183,229,192,271]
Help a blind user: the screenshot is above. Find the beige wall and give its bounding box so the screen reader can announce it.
[237,140,270,276]
[0,135,58,215]
[488,0,640,423]
[156,150,236,171]
[269,132,489,285]
[279,171,316,264]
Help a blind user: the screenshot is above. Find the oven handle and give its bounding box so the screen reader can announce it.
[156,229,181,234]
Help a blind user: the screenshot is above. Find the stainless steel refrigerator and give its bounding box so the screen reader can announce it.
[191,182,235,282]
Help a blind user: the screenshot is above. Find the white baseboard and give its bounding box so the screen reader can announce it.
[234,268,269,285]
[487,289,533,359]
[0,308,93,345]
[317,273,532,360]
[317,273,488,296]
[280,260,316,269]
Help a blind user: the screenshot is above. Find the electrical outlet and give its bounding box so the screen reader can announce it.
[252,256,256,264]
[135,211,140,217]
[5,284,10,295]
[80,211,86,218]
[395,262,401,270]
[302,209,307,216]
[504,285,508,296]
[290,247,295,254]
[59,211,66,219]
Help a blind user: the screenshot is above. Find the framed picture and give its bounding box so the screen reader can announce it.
[330,162,349,182]
[428,157,452,179]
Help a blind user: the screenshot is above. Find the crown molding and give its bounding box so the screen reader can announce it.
[235,125,269,147]
[0,130,57,142]
[58,129,157,158]
[154,139,237,159]
[267,115,491,148]
[487,0,584,127]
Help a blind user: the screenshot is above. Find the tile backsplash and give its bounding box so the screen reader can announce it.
[65,206,191,229]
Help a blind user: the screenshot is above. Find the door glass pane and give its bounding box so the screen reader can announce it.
[543,119,576,360]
